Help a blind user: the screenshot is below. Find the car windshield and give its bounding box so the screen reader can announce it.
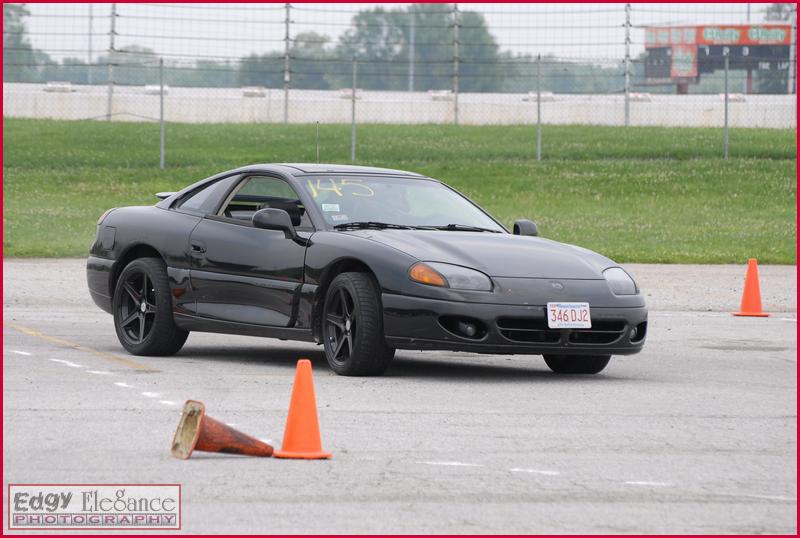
[300,175,505,232]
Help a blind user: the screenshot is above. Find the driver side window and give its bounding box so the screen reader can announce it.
[219,176,313,230]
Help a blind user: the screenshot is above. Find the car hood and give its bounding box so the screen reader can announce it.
[347,230,615,279]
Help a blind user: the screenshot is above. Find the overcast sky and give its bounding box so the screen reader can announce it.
[22,3,770,64]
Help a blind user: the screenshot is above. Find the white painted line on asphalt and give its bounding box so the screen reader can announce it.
[114,382,135,389]
[740,493,796,502]
[418,461,484,467]
[49,359,85,368]
[11,350,31,356]
[779,317,797,322]
[509,468,560,476]
[141,392,161,398]
[10,323,158,372]
[159,400,180,406]
[86,370,112,375]
[625,481,672,487]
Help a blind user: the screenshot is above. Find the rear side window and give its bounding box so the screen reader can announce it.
[176,175,239,215]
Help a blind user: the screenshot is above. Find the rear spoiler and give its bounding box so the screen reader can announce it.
[155,192,176,200]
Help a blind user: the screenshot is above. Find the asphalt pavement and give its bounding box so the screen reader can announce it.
[3,259,797,533]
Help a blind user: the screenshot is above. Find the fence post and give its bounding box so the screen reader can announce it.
[105,3,117,121]
[408,12,415,92]
[283,3,291,124]
[624,3,631,127]
[723,48,729,159]
[452,3,460,125]
[88,4,93,85]
[789,5,797,95]
[536,54,542,162]
[159,58,165,169]
[351,58,357,163]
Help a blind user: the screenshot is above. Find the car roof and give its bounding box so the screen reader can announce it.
[239,163,428,178]
[155,163,432,210]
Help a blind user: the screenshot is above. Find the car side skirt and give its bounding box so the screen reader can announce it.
[173,313,315,342]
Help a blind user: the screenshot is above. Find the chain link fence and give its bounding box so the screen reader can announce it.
[4,2,797,162]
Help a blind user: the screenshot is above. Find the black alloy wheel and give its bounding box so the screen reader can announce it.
[322,272,394,376]
[325,286,357,366]
[112,257,189,356]
[117,269,156,345]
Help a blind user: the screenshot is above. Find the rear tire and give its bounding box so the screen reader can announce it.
[322,272,395,376]
[112,257,188,356]
[543,354,611,374]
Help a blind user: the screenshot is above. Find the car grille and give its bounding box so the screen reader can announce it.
[496,317,627,345]
[496,317,560,343]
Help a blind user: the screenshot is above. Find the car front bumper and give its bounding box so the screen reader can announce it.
[382,293,647,356]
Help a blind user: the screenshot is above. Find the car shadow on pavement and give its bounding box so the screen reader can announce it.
[174,345,327,368]
[388,356,633,382]
[173,345,634,382]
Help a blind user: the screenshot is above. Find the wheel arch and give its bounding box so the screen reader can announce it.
[311,257,380,343]
[110,243,166,297]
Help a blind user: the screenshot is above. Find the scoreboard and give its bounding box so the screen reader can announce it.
[644,25,792,85]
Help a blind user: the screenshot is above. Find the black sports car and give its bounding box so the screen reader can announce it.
[87,163,647,376]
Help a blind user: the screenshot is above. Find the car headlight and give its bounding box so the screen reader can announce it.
[603,267,638,295]
[96,208,116,225]
[409,262,493,291]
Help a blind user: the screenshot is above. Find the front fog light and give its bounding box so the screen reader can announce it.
[458,321,477,337]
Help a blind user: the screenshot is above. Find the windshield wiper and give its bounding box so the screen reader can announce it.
[333,221,499,233]
[431,223,501,233]
[333,221,415,230]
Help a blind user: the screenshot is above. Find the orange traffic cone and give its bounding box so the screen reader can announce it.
[171,400,274,459]
[274,359,332,459]
[733,258,769,317]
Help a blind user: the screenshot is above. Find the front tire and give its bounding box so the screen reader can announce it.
[112,257,188,356]
[322,272,395,376]
[543,355,611,374]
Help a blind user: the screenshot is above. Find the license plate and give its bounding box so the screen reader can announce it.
[547,302,591,329]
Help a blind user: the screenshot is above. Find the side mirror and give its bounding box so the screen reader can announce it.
[513,219,538,237]
[253,208,305,243]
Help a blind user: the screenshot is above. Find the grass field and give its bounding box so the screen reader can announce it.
[3,118,796,263]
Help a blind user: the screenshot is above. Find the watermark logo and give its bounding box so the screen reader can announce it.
[8,484,180,530]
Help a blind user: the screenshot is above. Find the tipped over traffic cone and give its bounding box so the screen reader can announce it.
[171,400,274,459]
[274,359,332,459]
[733,258,769,317]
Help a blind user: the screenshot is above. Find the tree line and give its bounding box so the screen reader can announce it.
[3,3,791,94]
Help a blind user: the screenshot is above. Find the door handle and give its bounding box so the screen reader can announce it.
[190,242,206,254]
